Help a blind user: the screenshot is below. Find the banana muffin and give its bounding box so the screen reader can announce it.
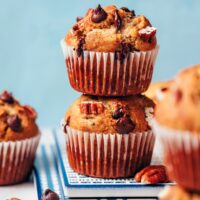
[0,90,40,185]
[61,4,159,96]
[62,94,155,178]
[152,65,200,192]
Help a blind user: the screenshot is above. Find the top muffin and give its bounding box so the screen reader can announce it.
[65,4,157,53]
[0,91,39,141]
[155,65,200,133]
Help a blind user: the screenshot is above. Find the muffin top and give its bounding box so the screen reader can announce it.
[65,4,157,55]
[144,81,172,104]
[63,94,154,134]
[0,91,39,141]
[155,65,200,133]
[159,186,200,200]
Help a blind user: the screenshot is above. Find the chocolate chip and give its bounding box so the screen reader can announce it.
[116,115,135,134]
[116,42,132,63]
[63,117,70,133]
[76,37,85,57]
[120,7,130,12]
[42,189,59,200]
[72,24,79,31]
[114,10,122,31]
[91,4,107,23]
[0,91,14,104]
[120,7,136,16]
[161,87,168,92]
[131,10,136,16]
[173,89,182,103]
[7,115,22,132]
[112,108,124,119]
[76,16,83,22]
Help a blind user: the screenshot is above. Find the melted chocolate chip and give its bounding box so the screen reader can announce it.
[0,91,14,104]
[7,115,21,132]
[114,10,122,31]
[116,115,135,134]
[121,7,130,12]
[76,37,85,57]
[120,7,136,16]
[91,4,107,23]
[42,189,59,200]
[112,108,124,119]
[63,117,70,133]
[76,16,83,22]
[116,42,133,63]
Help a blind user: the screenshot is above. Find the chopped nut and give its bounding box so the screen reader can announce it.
[80,101,104,115]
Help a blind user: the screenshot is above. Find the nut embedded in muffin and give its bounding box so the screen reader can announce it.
[0,90,40,185]
[61,4,159,96]
[62,94,155,178]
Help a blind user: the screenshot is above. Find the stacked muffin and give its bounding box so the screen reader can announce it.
[151,65,200,199]
[61,4,159,178]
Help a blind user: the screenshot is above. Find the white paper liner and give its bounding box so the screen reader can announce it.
[65,127,155,178]
[0,133,41,185]
[151,120,200,192]
[61,39,159,96]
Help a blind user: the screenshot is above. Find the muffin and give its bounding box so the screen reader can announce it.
[61,4,159,96]
[152,65,200,192]
[159,186,200,200]
[0,90,40,185]
[62,94,155,178]
[144,81,171,103]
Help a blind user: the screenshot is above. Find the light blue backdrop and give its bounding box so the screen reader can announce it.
[0,0,200,127]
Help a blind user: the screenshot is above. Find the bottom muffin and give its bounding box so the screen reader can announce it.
[62,94,155,178]
[0,91,40,185]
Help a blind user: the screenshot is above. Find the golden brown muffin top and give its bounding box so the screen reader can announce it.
[159,186,200,200]
[63,94,155,134]
[65,4,157,55]
[0,91,39,141]
[144,81,172,104]
[155,65,200,133]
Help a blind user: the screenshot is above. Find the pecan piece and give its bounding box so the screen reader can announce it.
[138,26,157,42]
[134,165,169,184]
[0,91,14,104]
[80,101,104,115]
[114,10,122,31]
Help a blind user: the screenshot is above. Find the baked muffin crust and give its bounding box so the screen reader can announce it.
[64,94,155,134]
[155,65,200,133]
[0,91,39,141]
[65,4,157,53]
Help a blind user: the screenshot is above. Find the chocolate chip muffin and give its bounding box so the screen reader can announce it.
[0,91,40,185]
[159,186,200,200]
[152,65,200,192]
[61,4,159,96]
[62,94,155,178]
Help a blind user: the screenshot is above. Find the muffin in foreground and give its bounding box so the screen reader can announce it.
[152,65,200,192]
[62,94,155,178]
[0,91,40,185]
[159,186,200,200]
[61,4,159,96]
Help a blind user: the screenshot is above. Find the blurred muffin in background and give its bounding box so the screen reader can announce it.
[61,4,159,96]
[0,90,40,185]
[62,94,155,178]
[152,65,200,192]
[144,81,172,103]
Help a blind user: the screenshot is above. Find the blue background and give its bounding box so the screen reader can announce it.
[0,0,200,127]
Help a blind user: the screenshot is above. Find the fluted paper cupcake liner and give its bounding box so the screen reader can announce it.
[61,40,159,96]
[152,120,200,192]
[65,127,155,178]
[0,133,40,185]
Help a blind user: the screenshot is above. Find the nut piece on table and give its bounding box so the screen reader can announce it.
[134,165,169,184]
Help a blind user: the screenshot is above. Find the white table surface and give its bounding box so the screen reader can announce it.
[0,182,36,200]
